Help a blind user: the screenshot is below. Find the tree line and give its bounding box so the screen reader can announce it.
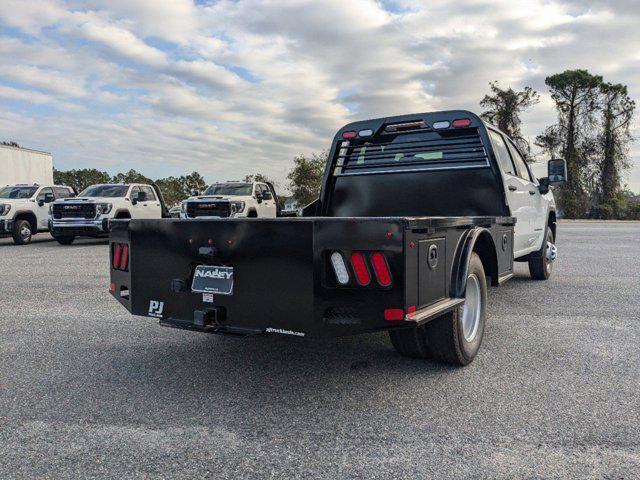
[49,68,639,219]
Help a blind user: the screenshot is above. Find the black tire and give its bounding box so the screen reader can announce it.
[55,236,75,245]
[389,252,487,366]
[528,227,554,280]
[247,210,258,218]
[12,219,33,245]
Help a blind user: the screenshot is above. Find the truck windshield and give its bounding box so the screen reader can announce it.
[79,185,129,197]
[204,183,253,196]
[0,186,38,199]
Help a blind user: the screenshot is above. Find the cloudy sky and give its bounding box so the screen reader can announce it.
[0,0,638,192]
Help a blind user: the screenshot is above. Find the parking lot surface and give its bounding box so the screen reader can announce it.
[1,221,639,478]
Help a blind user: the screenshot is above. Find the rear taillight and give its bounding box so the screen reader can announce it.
[120,244,129,271]
[384,308,404,321]
[112,244,122,270]
[370,252,392,287]
[330,251,349,285]
[328,250,394,287]
[350,252,371,286]
[112,243,129,271]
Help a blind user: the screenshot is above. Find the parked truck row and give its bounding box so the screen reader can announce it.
[0,179,281,245]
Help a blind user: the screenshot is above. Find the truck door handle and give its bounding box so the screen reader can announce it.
[529,190,537,195]
[508,185,517,191]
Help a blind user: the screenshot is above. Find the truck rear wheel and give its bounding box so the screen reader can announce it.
[54,236,75,245]
[389,252,487,366]
[528,227,555,280]
[12,219,33,245]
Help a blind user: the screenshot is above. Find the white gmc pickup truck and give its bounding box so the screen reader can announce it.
[0,184,75,245]
[49,183,166,245]
[180,181,279,219]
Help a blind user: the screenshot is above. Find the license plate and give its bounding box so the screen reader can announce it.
[191,265,234,295]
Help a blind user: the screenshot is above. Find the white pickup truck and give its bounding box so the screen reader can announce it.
[0,184,75,245]
[180,181,279,219]
[49,183,166,245]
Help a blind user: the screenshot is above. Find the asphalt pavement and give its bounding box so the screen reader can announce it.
[1,221,639,479]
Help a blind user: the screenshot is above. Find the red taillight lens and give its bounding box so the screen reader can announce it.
[120,244,129,271]
[112,244,122,269]
[452,118,472,128]
[112,243,129,271]
[384,308,404,321]
[370,252,392,286]
[342,130,357,139]
[350,252,371,286]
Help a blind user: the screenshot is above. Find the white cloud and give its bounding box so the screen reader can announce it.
[0,0,638,192]
[0,64,87,97]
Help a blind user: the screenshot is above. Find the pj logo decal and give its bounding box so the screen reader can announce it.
[148,300,164,318]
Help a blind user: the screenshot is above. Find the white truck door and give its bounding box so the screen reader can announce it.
[128,186,144,219]
[506,140,546,251]
[252,183,266,217]
[488,130,534,256]
[258,183,277,218]
[141,185,162,218]
[34,186,54,230]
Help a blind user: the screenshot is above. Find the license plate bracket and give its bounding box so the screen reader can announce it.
[191,265,234,295]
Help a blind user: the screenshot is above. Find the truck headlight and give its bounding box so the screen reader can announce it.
[97,203,113,215]
[0,204,10,216]
[231,201,245,213]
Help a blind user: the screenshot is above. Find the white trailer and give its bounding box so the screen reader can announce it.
[0,144,53,186]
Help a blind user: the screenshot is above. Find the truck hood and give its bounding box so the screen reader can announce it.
[53,197,115,204]
[0,198,33,207]
[186,195,250,202]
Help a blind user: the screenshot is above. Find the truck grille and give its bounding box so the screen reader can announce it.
[186,201,231,218]
[52,203,96,219]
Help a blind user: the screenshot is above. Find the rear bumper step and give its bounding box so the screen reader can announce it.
[406,298,465,325]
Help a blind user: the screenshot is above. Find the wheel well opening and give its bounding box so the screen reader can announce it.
[15,212,37,232]
[247,209,257,217]
[473,232,499,287]
[548,211,557,241]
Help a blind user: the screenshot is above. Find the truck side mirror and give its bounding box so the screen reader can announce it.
[538,158,567,194]
[191,190,199,196]
[38,192,54,206]
[547,158,567,186]
[131,191,145,205]
[255,192,263,203]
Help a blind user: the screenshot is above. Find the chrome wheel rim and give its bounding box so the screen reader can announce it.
[545,234,556,274]
[461,274,481,342]
[20,226,31,240]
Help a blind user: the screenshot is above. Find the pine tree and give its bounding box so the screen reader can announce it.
[480,82,539,160]
[544,70,602,218]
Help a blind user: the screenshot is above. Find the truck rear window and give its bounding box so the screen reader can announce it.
[336,129,489,175]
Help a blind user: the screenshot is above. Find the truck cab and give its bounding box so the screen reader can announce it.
[0,184,74,245]
[50,183,166,245]
[181,181,278,219]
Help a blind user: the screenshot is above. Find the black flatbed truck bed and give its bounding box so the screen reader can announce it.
[109,110,522,365]
[110,214,514,338]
